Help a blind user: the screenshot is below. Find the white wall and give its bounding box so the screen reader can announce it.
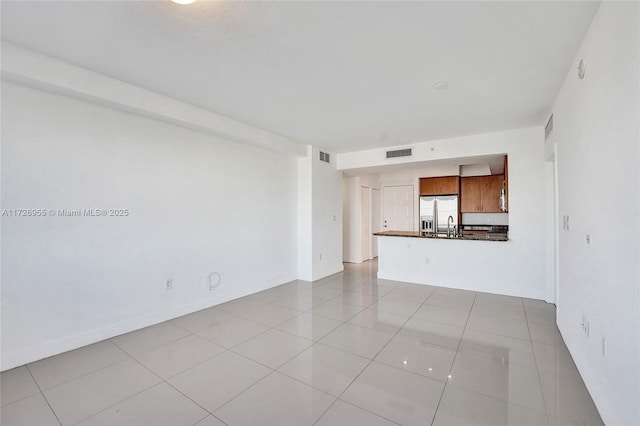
[342,174,380,263]
[339,127,549,301]
[310,147,344,280]
[359,174,381,189]
[299,147,344,280]
[342,176,361,263]
[1,45,346,369]
[1,81,299,370]
[542,160,556,306]
[297,148,313,281]
[548,2,640,424]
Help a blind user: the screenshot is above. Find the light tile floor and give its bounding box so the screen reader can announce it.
[1,260,603,426]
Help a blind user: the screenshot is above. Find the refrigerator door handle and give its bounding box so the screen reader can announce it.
[433,199,438,234]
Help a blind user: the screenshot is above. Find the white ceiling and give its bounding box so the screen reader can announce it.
[1,1,599,153]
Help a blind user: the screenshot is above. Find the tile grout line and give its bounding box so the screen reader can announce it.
[70,328,232,425]
[460,297,539,342]
[436,302,547,415]
[24,364,63,426]
[207,366,279,420]
[312,281,436,425]
[430,296,555,422]
[69,382,164,425]
[187,347,283,421]
[187,283,363,414]
[113,345,234,426]
[429,291,477,426]
[165,305,280,407]
[212,262,440,424]
[22,342,149,426]
[523,300,553,425]
[24,340,130,394]
[206,307,341,420]
[65,352,163,425]
[307,264,403,424]
[159,356,237,426]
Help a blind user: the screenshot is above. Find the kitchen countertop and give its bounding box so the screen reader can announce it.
[373,230,509,242]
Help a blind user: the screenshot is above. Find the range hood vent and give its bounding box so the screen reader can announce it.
[386,148,412,159]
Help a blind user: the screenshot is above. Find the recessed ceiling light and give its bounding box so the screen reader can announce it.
[171,0,196,4]
[432,82,449,90]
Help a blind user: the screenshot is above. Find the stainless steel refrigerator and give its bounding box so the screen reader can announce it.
[420,195,459,234]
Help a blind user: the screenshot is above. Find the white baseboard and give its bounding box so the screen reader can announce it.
[1,297,224,371]
[311,263,344,281]
[0,280,295,372]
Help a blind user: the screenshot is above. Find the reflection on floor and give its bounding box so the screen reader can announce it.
[1,260,603,425]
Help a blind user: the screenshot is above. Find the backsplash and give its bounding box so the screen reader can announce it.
[461,213,509,226]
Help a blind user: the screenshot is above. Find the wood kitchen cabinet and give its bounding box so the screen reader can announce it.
[419,176,459,195]
[461,174,505,212]
[460,177,482,212]
[482,175,504,213]
[419,178,438,195]
[438,176,459,194]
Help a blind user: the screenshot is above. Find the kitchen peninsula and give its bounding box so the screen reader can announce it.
[373,155,518,293]
[373,229,515,294]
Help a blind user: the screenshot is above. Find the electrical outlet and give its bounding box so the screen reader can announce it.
[586,234,591,244]
[601,337,607,357]
[563,215,570,230]
[319,253,323,261]
[165,279,173,290]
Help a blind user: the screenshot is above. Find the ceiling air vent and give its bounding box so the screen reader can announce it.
[386,148,412,159]
[319,150,330,163]
[545,114,554,140]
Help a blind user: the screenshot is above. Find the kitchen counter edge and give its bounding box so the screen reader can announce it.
[373,231,509,242]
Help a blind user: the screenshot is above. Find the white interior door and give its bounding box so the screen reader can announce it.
[371,188,380,258]
[360,187,371,261]
[383,185,414,231]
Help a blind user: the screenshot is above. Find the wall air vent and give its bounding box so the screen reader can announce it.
[545,114,554,140]
[319,150,330,163]
[386,148,412,159]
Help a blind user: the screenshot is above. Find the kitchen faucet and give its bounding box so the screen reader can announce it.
[447,215,454,238]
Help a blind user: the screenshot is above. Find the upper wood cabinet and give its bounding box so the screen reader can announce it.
[461,174,505,212]
[419,176,459,195]
[482,175,504,213]
[419,178,438,195]
[460,177,482,212]
[439,176,459,194]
